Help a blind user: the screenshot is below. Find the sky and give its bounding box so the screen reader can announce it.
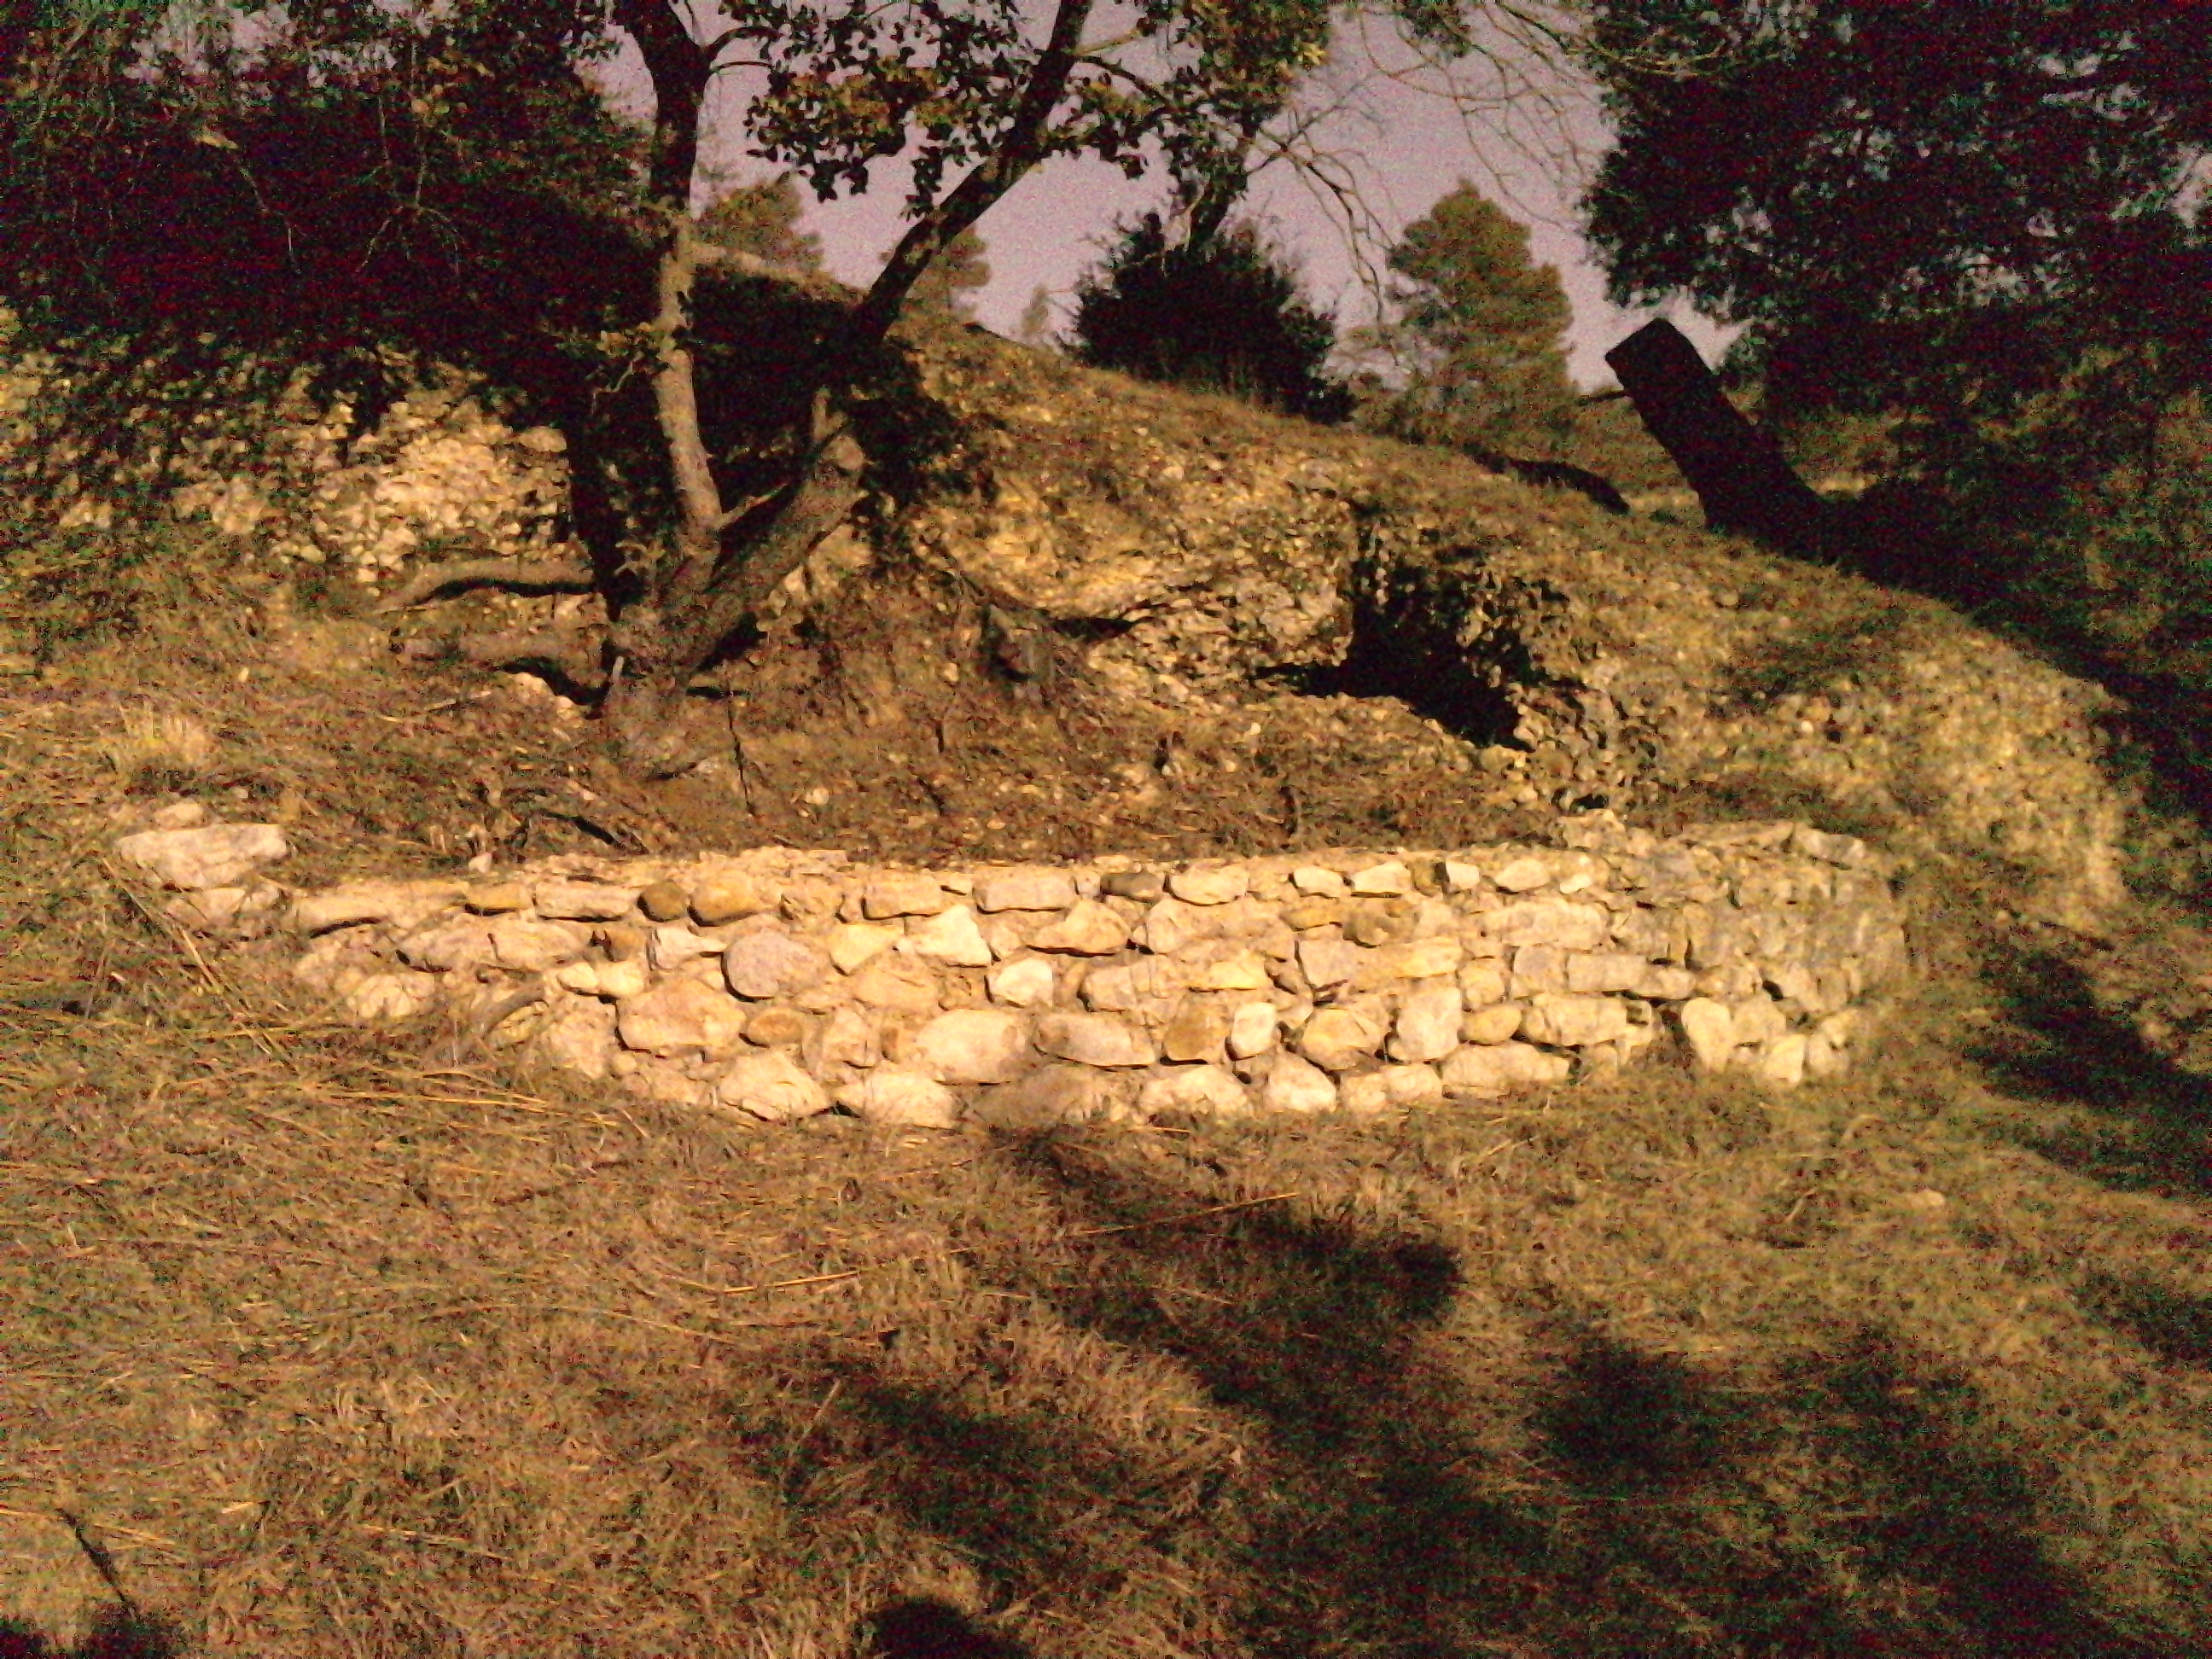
[597,9,1732,391]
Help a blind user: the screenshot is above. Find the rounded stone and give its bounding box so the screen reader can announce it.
[713,1050,830,1122]
[692,872,774,925]
[1138,1065,1252,1118]
[1299,1006,1384,1072]
[723,929,831,999]
[910,1008,1033,1084]
[638,880,690,922]
[1167,864,1249,906]
[616,976,748,1059]
[1262,1052,1340,1112]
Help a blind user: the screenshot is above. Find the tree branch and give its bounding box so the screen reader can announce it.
[375,556,597,614]
[847,0,1097,346]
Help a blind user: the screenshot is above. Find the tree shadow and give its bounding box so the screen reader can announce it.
[1968,944,2212,1196]
[2079,1272,2212,1370]
[0,1605,186,1659]
[771,1136,2170,1656]
[860,1597,1032,1659]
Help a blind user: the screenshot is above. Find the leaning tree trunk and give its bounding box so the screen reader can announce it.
[1605,319,1837,558]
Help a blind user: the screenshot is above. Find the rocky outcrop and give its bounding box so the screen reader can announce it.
[169,812,1913,1126]
[9,304,2133,928]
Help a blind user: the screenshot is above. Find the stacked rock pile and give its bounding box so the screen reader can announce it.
[113,813,1910,1128]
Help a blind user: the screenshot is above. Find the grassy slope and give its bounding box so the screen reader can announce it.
[1,512,2209,1656]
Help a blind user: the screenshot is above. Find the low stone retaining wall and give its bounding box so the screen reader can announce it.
[115,812,1908,1128]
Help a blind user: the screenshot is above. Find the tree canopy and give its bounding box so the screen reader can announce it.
[1582,0,2212,429]
[1357,180,1577,456]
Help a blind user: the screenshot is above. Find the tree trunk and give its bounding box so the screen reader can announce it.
[1604,319,1837,557]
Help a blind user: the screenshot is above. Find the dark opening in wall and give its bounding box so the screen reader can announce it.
[1278,555,1528,747]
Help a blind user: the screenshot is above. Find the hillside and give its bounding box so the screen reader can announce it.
[1,305,2209,1658]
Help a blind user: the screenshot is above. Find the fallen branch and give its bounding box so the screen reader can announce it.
[375,556,597,614]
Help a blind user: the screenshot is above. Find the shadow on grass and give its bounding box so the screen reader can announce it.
[1970,945,2212,1196]
[0,1606,185,1659]
[2080,1272,2212,1370]
[863,1597,1032,1659]
[800,1136,2164,1658]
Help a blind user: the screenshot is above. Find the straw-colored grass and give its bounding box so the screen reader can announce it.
[2,582,2209,1658]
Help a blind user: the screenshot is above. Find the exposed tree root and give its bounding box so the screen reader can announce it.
[375,556,597,614]
[439,627,608,693]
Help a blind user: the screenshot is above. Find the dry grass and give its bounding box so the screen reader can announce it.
[3,579,2210,1657]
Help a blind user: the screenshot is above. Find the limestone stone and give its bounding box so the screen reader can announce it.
[622,1062,707,1110]
[114,823,288,890]
[814,1004,881,1069]
[1168,864,1249,905]
[1354,936,1462,987]
[1138,1065,1253,1117]
[1678,998,1735,1071]
[396,917,492,971]
[1633,964,1699,1001]
[1036,1011,1155,1068]
[464,882,531,913]
[1192,948,1272,992]
[618,978,748,1059]
[975,868,1078,912]
[1343,903,1407,948]
[488,915,591,972]
[1440,1042,1570,1097]
[745,1005,810,1048]
[1390,984,1464,1063]
[149,800,211,830]
[724,929,831,999]
[648,926,724,972]
[850,1068,963,1129]
[1161,998,1231,1063]
[1519,994,1631,1048]
[533,880,637,921]
[911,1009,1033,1084]
[1457,961,1508,1005]
[1100,869,1164,902]
[972,1064,1121,1128]
[1282,897,1345,930]
[828,921,902,973]
[538,997,617,1079]
[1263,1052,1340,1112]
[1791,824,1871,868]
[713,1050,830,1122]
[1756,1033,1808,1089]
[1342,1064,1444,1111]
[556,958,649,999]
[1296,936,1366,989]
[1508,945,1569,998]
[1227,1001,1279,1058]
[1139,896,1203,954]
[1486,899,1609,951]
[1299,1007,1384,1072]
[690,871,774,925]
[288,880,467,934]
[598,923,646,962]
[1291,865,1347,896]
[341,971,439,1023]
[987,955,1058,1008]
[1729,992,1789,1048]
[1443,859,1484,892]
[1080,957,1184,1011]
[907,904,995,966]
[166,882,282,936]
[863,872,952,918]
[1491,854,1552,893]
[1461,1003,1524,1044]
[1565,952,1649,995]
[1030,899,1130,955]
[1348,860,1412,896]
[1804,1031,1847,1080]
[637,880,690,922]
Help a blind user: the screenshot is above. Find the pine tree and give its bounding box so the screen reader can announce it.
[1359,183,1577,456]
[905,226,990,318]
[696,174,824,273]
[1069,215,1350,422]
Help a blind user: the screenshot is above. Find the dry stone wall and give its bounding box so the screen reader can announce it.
[117,811,1907,1129]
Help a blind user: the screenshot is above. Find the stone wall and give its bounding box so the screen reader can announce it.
[117,812,1907,1129]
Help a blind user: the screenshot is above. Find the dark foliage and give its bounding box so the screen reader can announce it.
[1068,214,1352,422]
